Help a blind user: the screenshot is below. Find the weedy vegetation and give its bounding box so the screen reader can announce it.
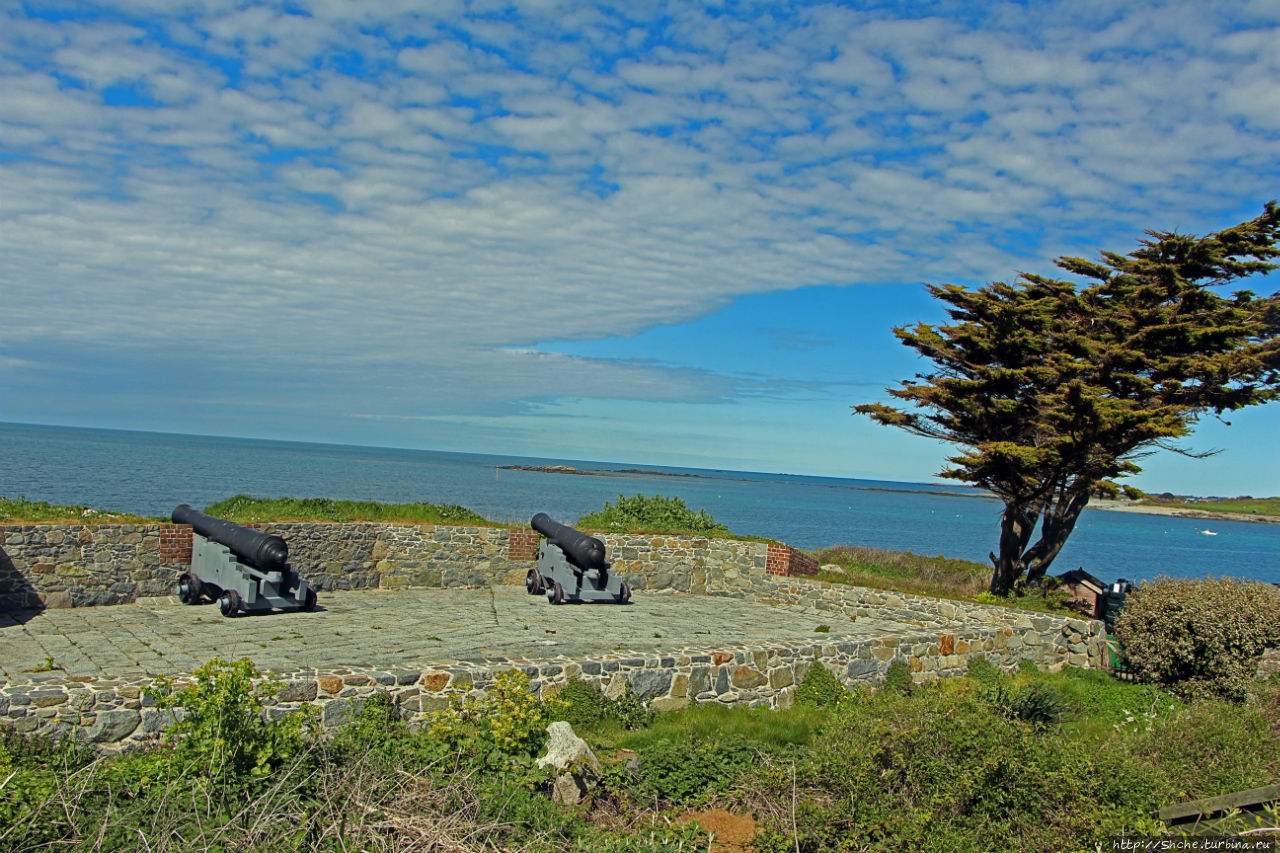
[2,658,1277,852]
[812,544,1077,615]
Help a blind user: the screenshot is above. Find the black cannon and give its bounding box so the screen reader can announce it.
[526,513,631,604]
[172,504,316,617]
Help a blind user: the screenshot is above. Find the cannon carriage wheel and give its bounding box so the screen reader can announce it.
[524,567,545,595]
[615,581,631,604]
[177,572,204,605]
[218,589,242,617]
[546,580,565,605]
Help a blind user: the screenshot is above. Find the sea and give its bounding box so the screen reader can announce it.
[2,422,1277,586]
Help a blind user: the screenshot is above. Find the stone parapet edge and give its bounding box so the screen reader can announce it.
[0,619,1102,749]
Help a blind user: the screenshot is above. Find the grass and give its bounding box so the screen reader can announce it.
[612,702,826,754]
[1140,495,1280,518]
[810,544,1077,615]
[0,494,501,527]
[0,496,155,524]
[201,494,499,526]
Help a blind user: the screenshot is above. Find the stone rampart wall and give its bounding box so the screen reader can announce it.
[0,525,183,611]
[1,523,805,611]
[1,619,1101,750]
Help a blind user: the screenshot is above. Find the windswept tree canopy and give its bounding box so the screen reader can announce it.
[856,203,1280,595]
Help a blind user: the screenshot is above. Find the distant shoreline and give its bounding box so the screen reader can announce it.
[1087,499,1280,526]
[497,464,986,499]
[497,464,711,479]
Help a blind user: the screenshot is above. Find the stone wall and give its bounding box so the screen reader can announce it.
[1,522,821,611]
[0,525,186,611]
[0,618,1103,750]
[260,523,530,591]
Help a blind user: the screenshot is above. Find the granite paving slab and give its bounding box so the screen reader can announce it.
[0,587,938,683]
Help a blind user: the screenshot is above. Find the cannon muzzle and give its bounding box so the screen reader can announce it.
[531,513,607,570]
[172,504,289,571]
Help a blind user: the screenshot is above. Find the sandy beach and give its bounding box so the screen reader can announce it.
[1088,499,1280,526]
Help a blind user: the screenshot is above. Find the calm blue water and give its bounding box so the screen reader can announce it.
[2,422,1276,585]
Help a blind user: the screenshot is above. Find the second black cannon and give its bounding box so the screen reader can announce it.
[526,513,631,604]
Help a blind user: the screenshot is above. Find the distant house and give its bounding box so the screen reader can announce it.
[1056,568,1107,619]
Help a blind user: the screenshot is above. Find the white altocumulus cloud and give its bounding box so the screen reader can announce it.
[0,1,1277,442]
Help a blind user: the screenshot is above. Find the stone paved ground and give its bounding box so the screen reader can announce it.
[0,588,932,683]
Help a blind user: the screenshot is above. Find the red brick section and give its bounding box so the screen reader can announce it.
[766,544,819,577]
[160,525,193,564]
[788,547,818,576]
[508,529,540,562]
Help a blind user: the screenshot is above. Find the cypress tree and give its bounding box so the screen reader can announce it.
[857,203,1280,595]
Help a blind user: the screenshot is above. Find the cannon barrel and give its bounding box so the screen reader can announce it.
[531,513,607,570]
[172,504,289,572]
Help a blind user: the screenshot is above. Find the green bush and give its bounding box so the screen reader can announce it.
[966,656,1007,689]
[605,686,656,730]
[634,735,761,804]
[548,677,608,728]
[883,659,914,695]
[986,682,1069,728]
[147,656,315,785]
[577,494,728,535]
[1115,576,1280,701]
[794,663,848,708]
[426,669,551,757]
[327,690,405,760]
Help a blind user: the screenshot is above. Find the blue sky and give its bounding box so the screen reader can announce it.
[2,1,1278,495]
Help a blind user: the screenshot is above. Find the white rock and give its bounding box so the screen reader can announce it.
[537,721,601,773]
[537,721,602,807]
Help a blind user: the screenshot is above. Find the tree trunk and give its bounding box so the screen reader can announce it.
[989,501,1038,596]
[1020,488,1091,588]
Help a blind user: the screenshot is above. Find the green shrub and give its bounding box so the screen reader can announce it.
[634,735,760,804]
[1115,576,1280,701]
[548,678,607,728]
[986,682,1068,728]
[1035,666,1179,733]
[577,494,728,535]
[0,728,78,839]
[966,656,1007,689]
[622,704,820,755]
[573,824,711,852]
[426,669,550,757]
[327,690,404,760]
[794,663,847,708]
[147,656,315,785]
[883,659,914,695]
[605,686,655,730]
